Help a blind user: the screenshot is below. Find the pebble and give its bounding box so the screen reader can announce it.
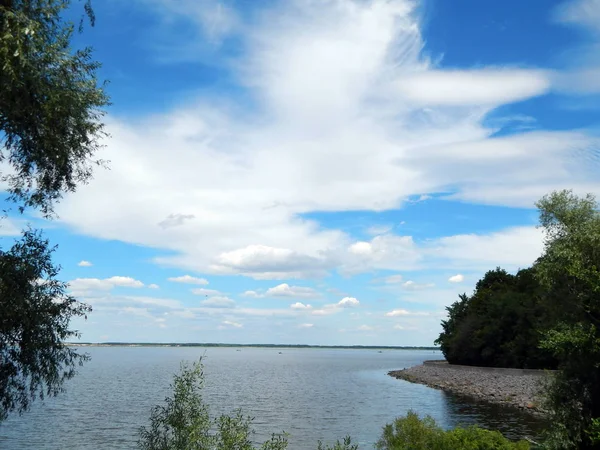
[388,361,552,416]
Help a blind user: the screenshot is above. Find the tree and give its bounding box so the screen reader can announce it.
[534,190,600,449]
[0,230,90,421]
[1,0,109,217]
[138,359,289,450]
[0,0,108,420]
[435,267,556,369]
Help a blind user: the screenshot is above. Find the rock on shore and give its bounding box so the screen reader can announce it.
[389,361,552,415]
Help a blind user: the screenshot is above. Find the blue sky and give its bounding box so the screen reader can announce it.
[2,0,600,345]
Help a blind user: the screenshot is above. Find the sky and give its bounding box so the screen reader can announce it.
[2,0,600,346]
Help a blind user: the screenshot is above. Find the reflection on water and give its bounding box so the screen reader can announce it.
[0,347,547,449]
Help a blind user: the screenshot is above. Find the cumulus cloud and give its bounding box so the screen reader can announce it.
[448,274,464,283]
[385,309,430,317]
[69,276,145,293]
[77,260,93,267]
[148,283,160,289]
[241,290,264,298]
[265,283,320,298]
[298,323,314,329]
[209,245,331,279]
[337,297,360,308]
[221,320,243,328]
[290,302,313,310]
[168,275,209,285]
[312,297,360,316]
[385,309,409,317]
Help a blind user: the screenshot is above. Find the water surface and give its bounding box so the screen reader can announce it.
[0,347,546,449]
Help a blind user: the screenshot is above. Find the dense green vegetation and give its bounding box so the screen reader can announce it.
[436,190,600,449]
[435,267,557,369]
[0,0,107,420]
[376,412,530,450]
[139,359,530,450]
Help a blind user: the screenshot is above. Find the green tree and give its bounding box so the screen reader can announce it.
[435,267,556,369]
[0,229,90,421]
[534,190,600,449]
[0,0,108,420]
[138,359,288,450]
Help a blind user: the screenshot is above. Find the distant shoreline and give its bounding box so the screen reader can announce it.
[66,342,440,350]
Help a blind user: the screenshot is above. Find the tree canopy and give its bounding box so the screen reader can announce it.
[1,0,108,217]
[535,190,600,449]
[0,0,108,421]
[435,267,557,369]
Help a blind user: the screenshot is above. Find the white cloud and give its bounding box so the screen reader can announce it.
[53,0,600,283]
[148,283,160,289]
[337,297,360,308]
[428,226,544,271]
[221,320,242,328]
[358,325,374,331]
[393,69,550,107]
[168,275,209,285]
[200,296,236,308]
[265,283,320,298]
[77,260,93,267]
[209,245,331,279]
[385,309,409,317]
[290,302,312,310]
[401,280,434,290]
[298,323,314,329]
[448,274,464,283]
[349,241,373,255]
[385,308,431,317]
[241,290,264,298]
[69,276,145,293]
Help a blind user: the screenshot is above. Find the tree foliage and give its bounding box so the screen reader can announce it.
[375,411,530,450]
[1,0,109,217]
[0,0,108,421]
[138,359,288,450]
[0,229,90,421]
[534,190,600,450]
[435,267,557,369]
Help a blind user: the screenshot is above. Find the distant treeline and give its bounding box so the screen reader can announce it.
[69,342,440,351]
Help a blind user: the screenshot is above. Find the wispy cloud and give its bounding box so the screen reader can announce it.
[168,275,209,285]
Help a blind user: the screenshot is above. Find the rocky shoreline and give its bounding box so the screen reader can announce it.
[389,361,553,416]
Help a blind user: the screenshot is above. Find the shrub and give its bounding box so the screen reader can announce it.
[137,359,288,450]
[375,411,530,450]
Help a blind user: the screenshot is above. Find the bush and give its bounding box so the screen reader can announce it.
[137,359,288,450]
[375,411,530,450]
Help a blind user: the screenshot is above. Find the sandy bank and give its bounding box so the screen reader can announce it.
[389,360,553,415]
